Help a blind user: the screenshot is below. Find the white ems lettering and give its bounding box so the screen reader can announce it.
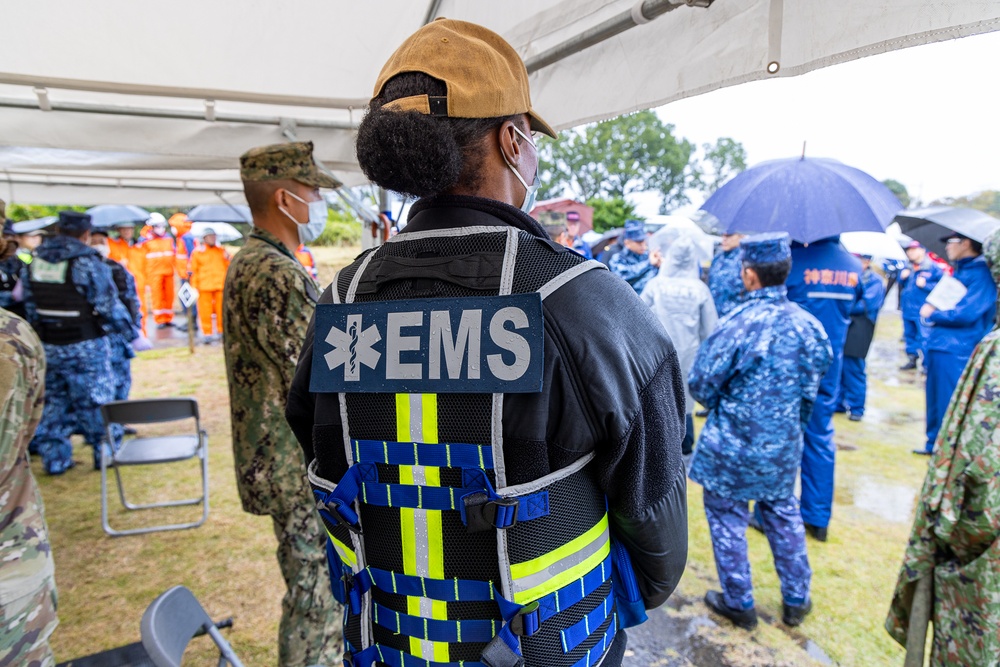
[429,309,482,380]
[487,307,531,382]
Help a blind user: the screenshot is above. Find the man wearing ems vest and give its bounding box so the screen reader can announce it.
[223,142,343,666]
[785,236,864,542]
[20,211,134,474]
[141,212,177,327]
[286,20,688,667]
[190,228,230,340]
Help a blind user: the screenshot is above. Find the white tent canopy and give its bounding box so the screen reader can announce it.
[2,0,998,205]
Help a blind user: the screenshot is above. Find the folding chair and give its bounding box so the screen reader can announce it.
[141,586,244,667]
[100,398,208,537]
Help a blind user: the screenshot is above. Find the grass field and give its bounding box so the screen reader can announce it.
[34,249,927,665]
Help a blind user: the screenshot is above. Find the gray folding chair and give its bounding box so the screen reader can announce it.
[141,586,244,667]
[100,398,208,537]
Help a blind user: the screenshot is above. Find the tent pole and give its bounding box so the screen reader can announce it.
[525,0,715,74]
[423,0,444,24]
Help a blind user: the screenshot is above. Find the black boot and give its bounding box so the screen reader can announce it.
[900,354,918,370]
[782,599,812,627]
[704,591,758,630]
[804,523,828,542]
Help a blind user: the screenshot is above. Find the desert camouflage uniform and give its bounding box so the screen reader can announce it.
[689,283,832,610]
[886,229,1000,666]
[0,309,58,667]
[223,224,342,666]
[707,246,745,318]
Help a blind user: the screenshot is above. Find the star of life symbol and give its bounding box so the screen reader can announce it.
[324,314,382,381]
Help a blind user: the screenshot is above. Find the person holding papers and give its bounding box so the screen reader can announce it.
[917,232,997,455]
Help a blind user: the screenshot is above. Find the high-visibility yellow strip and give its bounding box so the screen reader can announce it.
[396,394,411,440]
[511,516,609,580]
[513,541,611,604]
[325,530,357,569]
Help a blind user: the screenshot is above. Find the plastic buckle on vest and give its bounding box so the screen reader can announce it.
[463,493,519,533]
[509,601,541,637]
[317,498,363,535]
[342,573,362,615]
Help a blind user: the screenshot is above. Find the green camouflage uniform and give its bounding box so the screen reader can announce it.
[886,228,1000,666]
[223,142,341,667]
[0,309,57,667]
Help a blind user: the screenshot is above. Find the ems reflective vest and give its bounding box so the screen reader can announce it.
[308,226,646,667]
[28,257,104,345]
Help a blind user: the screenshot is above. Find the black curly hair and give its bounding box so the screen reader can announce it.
[355,72,525,198]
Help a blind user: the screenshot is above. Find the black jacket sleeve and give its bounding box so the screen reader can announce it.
[286,284,336,464]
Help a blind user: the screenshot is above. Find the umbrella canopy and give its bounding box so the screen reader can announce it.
[186,204,251,224]
[85,204,150,228]
[11,216,58,235]
[700,157,903,244]
[840,231,906,261]
[894,206,1000,258]
[189,222,243,244]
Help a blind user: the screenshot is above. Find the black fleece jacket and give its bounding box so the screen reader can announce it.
[286,195,688,662]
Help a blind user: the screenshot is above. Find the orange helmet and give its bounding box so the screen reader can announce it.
[169,212,192,237]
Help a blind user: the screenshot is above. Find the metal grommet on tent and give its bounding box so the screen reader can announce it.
[767,61,780,74]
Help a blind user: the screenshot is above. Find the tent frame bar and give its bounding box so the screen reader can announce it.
[525,0,714,74]
[0,95,358,130]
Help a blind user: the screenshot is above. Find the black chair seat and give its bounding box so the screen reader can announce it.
[115,435,200,466]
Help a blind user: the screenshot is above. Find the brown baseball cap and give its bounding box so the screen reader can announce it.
[373,18,557,139]
[239,141,342,189]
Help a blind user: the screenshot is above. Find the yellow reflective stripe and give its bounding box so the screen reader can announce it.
[513,540,611,604]
[422,393,438,444]
[511,515,609,580]
[396,394,411,440]
[325,530,357,569]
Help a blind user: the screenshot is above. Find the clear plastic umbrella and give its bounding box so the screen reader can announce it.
[647,215,716,273]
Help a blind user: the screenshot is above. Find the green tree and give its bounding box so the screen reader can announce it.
[700,138,747,195]
[537,110,697,210]
[586,197,641,233]
[6,204,87,222]
[882,179,911,209]
[934,190,1000,217]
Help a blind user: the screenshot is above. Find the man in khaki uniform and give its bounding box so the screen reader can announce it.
[0,197,56,665]
[223,142,342,665]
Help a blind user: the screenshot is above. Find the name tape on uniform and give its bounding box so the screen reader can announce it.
[310,294,544,394]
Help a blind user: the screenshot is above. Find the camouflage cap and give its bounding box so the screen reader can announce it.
[239,141,342,189]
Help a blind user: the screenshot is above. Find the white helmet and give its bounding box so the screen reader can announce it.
[148,212,167,227]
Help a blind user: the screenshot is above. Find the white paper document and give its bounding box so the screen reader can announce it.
[925,275,967,311]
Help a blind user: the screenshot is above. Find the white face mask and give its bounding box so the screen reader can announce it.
[502,125,541,214]
[279,190,328,245]
[94,244,110,258]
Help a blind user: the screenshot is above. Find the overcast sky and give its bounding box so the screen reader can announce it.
[634,30,1000,217]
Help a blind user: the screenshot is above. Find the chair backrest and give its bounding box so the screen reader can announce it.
[140,586,214,667]
[102,398,199,426]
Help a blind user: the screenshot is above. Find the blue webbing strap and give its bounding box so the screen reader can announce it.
[373,602,498,643]
[568,615,617,667]
[349,644,487,667]
[559,589,616,653]
[354,439,494,469]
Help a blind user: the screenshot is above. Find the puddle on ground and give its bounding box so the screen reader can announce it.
[802,639,833,665]
[853,475,918,523]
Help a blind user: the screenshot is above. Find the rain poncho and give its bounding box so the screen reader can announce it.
[886,228,1000,666]
[641,237,717,413]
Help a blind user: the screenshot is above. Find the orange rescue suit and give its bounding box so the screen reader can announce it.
[143,233,177,324]
[190,244,230,335]
[295,244,318,279]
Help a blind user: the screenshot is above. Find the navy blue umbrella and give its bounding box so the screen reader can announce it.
[186,204,251,224]
[895,206,1000,258]
[85,205,150,229]
[700,157,903,244]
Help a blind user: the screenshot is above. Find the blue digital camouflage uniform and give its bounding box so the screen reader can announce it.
[922,253,997,452]
[836,265,886,416]
[608,248,658,293]
[899,257,944,364]
[786,238,863,529]
[103,257,141,402]
[21,235,133,473]
[689,240,833,611]
[708,247,745,317]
